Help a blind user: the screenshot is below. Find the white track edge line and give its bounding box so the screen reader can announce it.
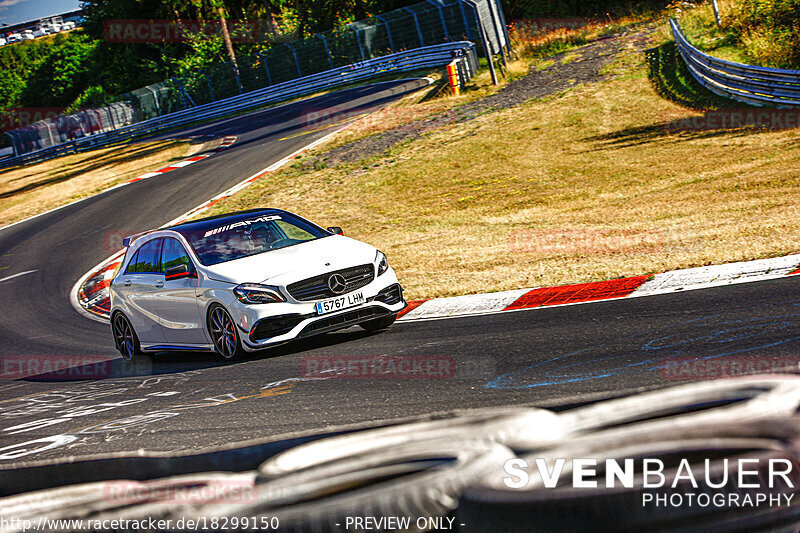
[0,137,235,235]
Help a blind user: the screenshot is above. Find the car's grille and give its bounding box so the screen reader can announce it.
[287,264,374,301]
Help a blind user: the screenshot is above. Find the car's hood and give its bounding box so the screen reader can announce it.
[201,235,377,285]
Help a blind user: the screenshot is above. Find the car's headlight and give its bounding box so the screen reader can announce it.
[233,284,286,304]
[376,251,389,276]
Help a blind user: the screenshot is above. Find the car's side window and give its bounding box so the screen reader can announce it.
[135,238,163,274]
[161,238,192,273]
[124,250,139,274]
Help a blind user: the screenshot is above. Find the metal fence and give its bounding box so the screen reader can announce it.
[5,102,135,157]
[671,18,800,108]
[2,0,507,164]
[0,42,479,169]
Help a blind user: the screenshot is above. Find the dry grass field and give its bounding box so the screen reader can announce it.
[200,25,800,300]
[0,141,193,227]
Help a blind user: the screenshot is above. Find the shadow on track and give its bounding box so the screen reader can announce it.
[15,326,386,382]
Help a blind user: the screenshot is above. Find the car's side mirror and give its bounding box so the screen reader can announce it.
[165,263,196,280]
[326,226,344,236]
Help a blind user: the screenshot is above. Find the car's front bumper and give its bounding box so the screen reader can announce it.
[229,269,406,351]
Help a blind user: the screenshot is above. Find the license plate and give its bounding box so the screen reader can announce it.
[316,292,365,315]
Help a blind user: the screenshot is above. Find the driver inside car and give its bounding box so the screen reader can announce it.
[249,224,282,250]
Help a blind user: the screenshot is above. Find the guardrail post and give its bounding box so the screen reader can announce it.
[43,121,54,146]
[460,0,497,83]
[469,44,478,75]
[104,103,116,130]
[229,62,244,94]
[172,77,195,109]
[7,132,19,157]
[711,0,722,26]
[486,0,507,67]
[204,72,216,102]
[426,0,450,41]
[375,15,395,53]
[403,7,425,47]
[145,86,162,116]
[316,34,334,68]
[255,52,272,86]
[492,0,513,58]
[348,24,366,60]
[456,0,472,39]
[124,93,140,123]
[285,43,302,77]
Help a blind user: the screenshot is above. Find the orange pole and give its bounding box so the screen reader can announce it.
[447,62,460,96]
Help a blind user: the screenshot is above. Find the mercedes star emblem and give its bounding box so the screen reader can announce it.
[327,273,347,294]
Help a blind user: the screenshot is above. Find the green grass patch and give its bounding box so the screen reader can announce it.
[646,40,748,110]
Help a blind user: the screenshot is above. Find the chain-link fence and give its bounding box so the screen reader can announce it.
[3,0,508,158]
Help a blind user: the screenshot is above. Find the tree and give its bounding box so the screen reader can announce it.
[215,3,238,67]
[17,34,98,108]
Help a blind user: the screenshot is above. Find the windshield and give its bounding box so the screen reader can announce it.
[177,212,329,266]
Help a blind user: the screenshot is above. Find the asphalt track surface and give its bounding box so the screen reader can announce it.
[2,79,800,466]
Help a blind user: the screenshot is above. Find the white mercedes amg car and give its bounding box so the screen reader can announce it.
[109,209,406,360]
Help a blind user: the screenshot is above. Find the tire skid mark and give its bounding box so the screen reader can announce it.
[0,371,315,461]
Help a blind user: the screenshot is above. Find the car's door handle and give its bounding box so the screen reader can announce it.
[155,281,164,288]
[123,280,131,287]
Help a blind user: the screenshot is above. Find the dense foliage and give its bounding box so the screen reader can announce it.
[727,0,800,68]
[0,0,417,114]
[0,33,99,112]
[0,0,796,116]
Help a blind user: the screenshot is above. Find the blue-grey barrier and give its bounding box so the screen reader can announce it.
[670,18,800,108]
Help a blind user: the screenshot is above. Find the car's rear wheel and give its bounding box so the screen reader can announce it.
[208,304,244,360]
[359,313,397,332]
[112,313,142,361]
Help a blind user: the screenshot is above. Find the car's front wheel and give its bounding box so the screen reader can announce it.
[359,313,398,332]
[112,313,142,361]
[208,304,244,360]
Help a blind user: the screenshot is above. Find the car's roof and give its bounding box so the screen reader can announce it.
[166,208,288,235]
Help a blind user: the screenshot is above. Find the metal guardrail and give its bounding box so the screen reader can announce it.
[3,102,136,159]
[0,42,477,169]
[670,18,800,108]
[1,0,507,165]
